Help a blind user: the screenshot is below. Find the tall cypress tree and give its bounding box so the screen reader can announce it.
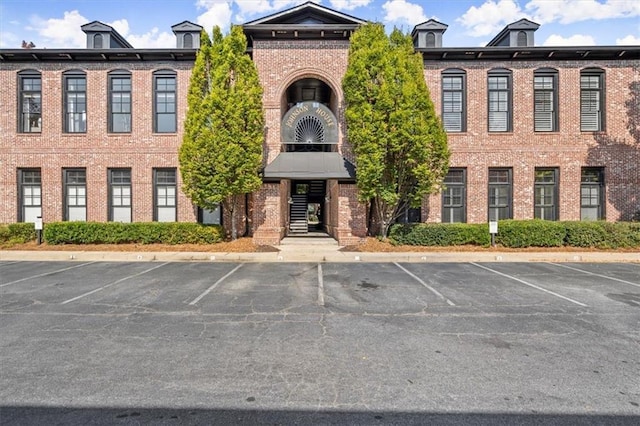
[343,24,449,238]
[179,26,264,240]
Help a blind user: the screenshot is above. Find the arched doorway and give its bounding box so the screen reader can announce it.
[277,78,343,235]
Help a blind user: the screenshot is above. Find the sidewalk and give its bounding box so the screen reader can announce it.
[1,245,638,263]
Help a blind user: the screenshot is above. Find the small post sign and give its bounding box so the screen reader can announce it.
[35,216,43,245]
[489,220,498,247]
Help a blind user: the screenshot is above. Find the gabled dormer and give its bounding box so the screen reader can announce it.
[171,21,203,49]
[412,19,448,48]
[81,21,133,49]
[487,18,540,47]
[242,1,366,45]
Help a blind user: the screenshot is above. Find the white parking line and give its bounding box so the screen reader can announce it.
[61,262,169,304]
[0,262,95,288]
[394,262,456,306]
[317,263,325,307]
[189,264,243,305]
[548,263,640,289]
[470,263,588,307]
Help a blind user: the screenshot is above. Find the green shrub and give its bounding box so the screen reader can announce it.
[562,221,609,248]
[389,223,491,246]
[496,220,566,248]
[389,220,640,249]
[0,223,37,244]
[43,222,223,245]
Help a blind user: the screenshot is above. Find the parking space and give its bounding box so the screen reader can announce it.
[1,260,638,315]
[2,260,640,420]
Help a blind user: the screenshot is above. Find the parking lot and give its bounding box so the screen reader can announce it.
[1,260,639,425]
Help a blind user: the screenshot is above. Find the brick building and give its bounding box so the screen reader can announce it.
[1,2,639,245]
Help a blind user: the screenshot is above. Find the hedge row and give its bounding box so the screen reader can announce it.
[0,223,37,245]
[42,222,224,245]
[389,220,640,249]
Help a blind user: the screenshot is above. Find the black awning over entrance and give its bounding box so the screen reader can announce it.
[263,152,355,180]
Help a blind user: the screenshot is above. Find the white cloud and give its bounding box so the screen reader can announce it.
[456,0,525,37]
[0,31,20,48]
[233,0,315,22]
[382,0,428,26]
[196,0,234,32]
[616,34,640,45]
[526,0,640,25]
[27,10,87,48]
[127,28,176,48]
[542,34,596,46]
[329,0,373,11]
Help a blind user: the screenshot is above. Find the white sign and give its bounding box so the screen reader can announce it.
[489,221,498,234]
[34,217,43,231]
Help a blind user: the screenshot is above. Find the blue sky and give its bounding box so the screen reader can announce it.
[1,0,638,49]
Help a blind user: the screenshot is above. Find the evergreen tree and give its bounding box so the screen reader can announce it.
[179,26,264,240]
[343,24,449,238]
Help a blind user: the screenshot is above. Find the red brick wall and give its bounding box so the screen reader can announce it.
[0,62,197,223]
[2,52,638,236]
[423,60,640,222]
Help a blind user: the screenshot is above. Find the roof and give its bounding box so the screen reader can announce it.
[243,1,365,26]
[0,48,197,62]
[263,152,356,180]
[417,45,640,62]
[487,18,540,47]
[242,1,365,45]
[171,21,203,33]
[81,20,133,48]
[411,19,448,36]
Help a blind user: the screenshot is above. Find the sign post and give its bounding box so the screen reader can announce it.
[489,220,498,247]
[34,216,43,245]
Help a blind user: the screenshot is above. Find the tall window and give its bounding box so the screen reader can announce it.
[488,168,512,220]
[154,168,177,222]
[154,71,176,133]
[442,70,466,132]
[108,168,132,222]
[109,71,132,133]
[94,34,103,49]
[487,70,512,132]
[534,69,558,132]
[425,32,436,47]
[18,71,42,133]
[184,33,193,49]
[442,168,466,223]
[64,71,87,133]
[581,69,605,132]
[18,168,42,223]
[534,168,559,220]
[581,167,604,220]
[517,31,527,47]
[63,169,87,221]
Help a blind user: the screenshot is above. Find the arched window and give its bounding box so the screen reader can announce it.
[63,69,87,133]
[441,68,466,132]
[153,69,177,133]
[108,70,132,133]
[517,31,527,47]
[487,68,512,132]
[94,34,103,49]
[426,32,436,47]
[18,69,42,133]
[184,33,193,49]
[580,68,605,132]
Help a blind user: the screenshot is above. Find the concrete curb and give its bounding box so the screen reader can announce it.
[1,249,638,263]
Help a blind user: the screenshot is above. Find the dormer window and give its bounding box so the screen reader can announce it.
[517,31,527,47]
[94,34,103,49]
[426,32,436,47]
[184,33,193,49]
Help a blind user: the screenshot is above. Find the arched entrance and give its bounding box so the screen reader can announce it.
[277,78,343,235]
